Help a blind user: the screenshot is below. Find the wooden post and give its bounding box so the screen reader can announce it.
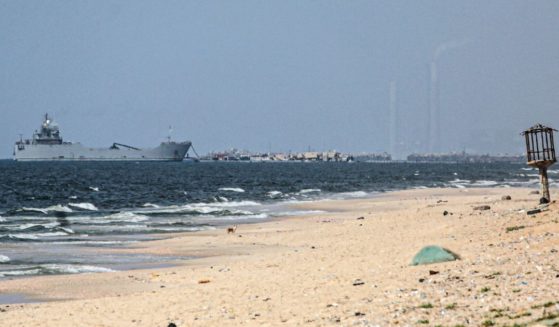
[539,166,550,203]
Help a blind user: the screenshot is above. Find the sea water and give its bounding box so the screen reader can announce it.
[0,161,546,278]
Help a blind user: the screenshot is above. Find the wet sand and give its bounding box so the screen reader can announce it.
[0,187,558,326]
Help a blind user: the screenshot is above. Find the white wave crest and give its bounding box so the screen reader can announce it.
[0,264,113,277]
[219,187,245,193]
[0,255,10,263]
[89,186,100,192]
[43,264,114,274]
[20,205,73,214]
[16,222,59,230]
[37,232,69,237]
[44,205,73,213]
[339,191,368,198]
[57,227,75,234]
[1,233,39,240]
[142,203,160,208]
[101,212,149,224]
[0,231,73,240]
[69,203,98,211]
[0,269,41,277]
[267,191,283,198]
[204,200,260,208]
[470,180,499,187]
[19,207,48,215]
[137,200,261,215]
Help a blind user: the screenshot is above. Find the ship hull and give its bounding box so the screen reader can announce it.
[14,142,191,162]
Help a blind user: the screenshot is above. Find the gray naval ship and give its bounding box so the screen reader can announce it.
[14,114,192,161]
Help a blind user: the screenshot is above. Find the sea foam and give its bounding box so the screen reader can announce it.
[0,264,113,278]
[219,187,245,193]
[69,203,99,211]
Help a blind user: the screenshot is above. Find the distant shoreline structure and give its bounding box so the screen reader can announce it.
[200,149,525,164]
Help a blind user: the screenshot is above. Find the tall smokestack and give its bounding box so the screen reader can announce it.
[428,39,468,153]
[428,62,439,153]
[389,81,397,159]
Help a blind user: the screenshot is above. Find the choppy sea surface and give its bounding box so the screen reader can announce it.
[0,161,552,278]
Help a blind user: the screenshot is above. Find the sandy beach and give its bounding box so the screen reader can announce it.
[0,187,558,326]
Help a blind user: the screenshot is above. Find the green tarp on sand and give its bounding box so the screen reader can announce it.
[411,245,459,265]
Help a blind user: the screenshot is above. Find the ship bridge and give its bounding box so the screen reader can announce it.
[32,114,63,145]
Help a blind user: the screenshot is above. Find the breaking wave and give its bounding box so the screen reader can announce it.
[68,203,98,211]
[218,187,245,193]
[13,205,73,215]
[267,191,283,198]
[69,212,148,225]
[0,264,113,278]
[0,231,70,242]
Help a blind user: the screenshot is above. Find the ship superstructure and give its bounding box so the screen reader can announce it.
[14,114,191,161]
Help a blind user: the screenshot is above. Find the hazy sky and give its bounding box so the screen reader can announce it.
[1,1,558,159]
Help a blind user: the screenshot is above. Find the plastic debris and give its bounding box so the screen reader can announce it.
[412,246,460,266]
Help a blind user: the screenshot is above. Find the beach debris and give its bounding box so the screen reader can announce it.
[501,195,512,200]
[411,246,460,265]
[527,208,542,215]
[352,279,365,286]
[354,312,366,317]
[428,270,439,275]
[473,205,491,211]
[356,216,365,220]
[198,279,211,284]
[530,190,540,195]
[484,272,502,279]
[506,225,525,232]
[227,225,237,234]
[443,210,449,216]
[437,200,448,203]
[168,323,177,327]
